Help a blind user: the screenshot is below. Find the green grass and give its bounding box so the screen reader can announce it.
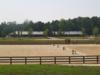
[0,37,100,44]
[0,65,100,75]
[0,38,65,44]
[57,36,89,39]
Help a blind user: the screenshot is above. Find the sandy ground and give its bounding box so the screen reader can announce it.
[0,45,72,56]
[64,44,100,55]
[0,44,99,56]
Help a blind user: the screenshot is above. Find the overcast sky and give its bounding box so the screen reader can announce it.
[0,0,100,23]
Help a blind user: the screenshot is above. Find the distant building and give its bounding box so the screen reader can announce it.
[9,31,44,37]
[63,31,83,35]
[52,31,83,36]
[8,31,83,37]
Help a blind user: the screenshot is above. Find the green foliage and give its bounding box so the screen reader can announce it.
[0,16,100,37]
[81,27,86,35]
[44,29,49,37]
[92,26,99,36]
[28,28,33,37]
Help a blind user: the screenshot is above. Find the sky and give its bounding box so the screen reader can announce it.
[0,0,100,23]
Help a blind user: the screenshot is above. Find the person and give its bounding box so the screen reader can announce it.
[53,43,55,46]
[63,46,65,50]
[57,44,59,48]
[74,50,76,55]
[72,50,74,55]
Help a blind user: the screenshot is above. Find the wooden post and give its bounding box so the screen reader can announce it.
[69,56,71,64]
[97,56,99,64]
[83,56,85,64]
[10,57,12,65]
[25,57,27,64]
[40,57,42,65]
[54,57,56,64]
[68,39,70,44]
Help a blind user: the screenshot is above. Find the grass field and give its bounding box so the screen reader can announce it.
[0,37,100,44]
[0,38,65,44]
[0,65,100,75]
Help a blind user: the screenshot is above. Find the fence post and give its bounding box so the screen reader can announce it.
[83,56,85,64]
[54,57,56,64]
[97,56,99,64]
[25,57,27,64]
[10,57,12,65]
[40,57,42,65]
[69,56,71,64]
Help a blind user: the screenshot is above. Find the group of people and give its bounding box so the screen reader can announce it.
[53,44,66,50]
[72,50,77,55]
[52,44,77,55]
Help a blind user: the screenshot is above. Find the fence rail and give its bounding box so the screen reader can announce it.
[0,56,100,64]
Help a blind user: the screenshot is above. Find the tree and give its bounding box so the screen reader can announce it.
[44,22,53,36]
[92,27,99,36]
[44,29,49,37]
[16,24,22,37]
[51,20,59,30]
[28,28,33,37]
[0,22,8,37]
[58,19,66,36]
[0,16,100,37]
[81,27,86,36]
[34,21,44,31]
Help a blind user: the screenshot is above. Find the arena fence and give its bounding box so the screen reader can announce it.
[0,56,100,64]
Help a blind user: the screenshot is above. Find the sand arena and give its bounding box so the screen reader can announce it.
[0,44,99,56]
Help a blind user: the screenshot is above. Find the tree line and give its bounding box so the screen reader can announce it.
[0,16,100,37]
